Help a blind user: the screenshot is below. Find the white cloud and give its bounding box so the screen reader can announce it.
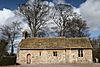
[49,2,54,7]
[0,9,30,32]
[0,8,15,39]
[0,8,30,40]
[73,7,80,14]
[6,10,30,32]
[80,0,100,33]
[0,8,15,26]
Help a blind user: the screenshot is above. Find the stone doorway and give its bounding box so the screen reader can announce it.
[27,54,31,64]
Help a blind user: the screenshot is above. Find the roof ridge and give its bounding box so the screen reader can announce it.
[22,37,88,40]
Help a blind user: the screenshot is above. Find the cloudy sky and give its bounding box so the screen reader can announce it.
[0,0,100,38]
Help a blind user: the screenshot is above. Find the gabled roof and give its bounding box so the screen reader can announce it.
[19,37,92,49]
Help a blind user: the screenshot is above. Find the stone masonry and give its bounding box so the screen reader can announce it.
[17,49,92,64]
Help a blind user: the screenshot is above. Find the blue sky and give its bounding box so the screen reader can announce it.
[65,0,86,8]
[0,0,86,10]
[0,0,100,38]
[0,0,27,10]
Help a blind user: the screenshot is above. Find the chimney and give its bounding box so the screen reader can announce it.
[23,31,29,39]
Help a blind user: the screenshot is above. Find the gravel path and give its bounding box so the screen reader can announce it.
[1,63,100,67]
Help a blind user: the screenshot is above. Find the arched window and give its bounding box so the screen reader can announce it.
[26,54,31,64]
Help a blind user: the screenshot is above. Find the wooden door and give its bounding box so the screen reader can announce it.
[27,54,31,64]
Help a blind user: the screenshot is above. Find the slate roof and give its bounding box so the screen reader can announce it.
[19,37,92,49]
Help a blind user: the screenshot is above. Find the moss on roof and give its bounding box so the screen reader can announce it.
[19,37,92,49]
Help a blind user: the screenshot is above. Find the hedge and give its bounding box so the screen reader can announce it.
[0,55,16,66]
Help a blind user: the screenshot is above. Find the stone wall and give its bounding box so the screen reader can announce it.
[17,49,92,64]
[65,49,93,63]
[83,49,93,63]
[17,50,66,64]
[66,50,78,63]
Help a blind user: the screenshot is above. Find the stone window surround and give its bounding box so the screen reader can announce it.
[78,49,83,57]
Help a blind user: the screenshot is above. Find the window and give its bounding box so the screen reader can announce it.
[53,51,57,56]
[40,51,41,56]
[78,49,83,57]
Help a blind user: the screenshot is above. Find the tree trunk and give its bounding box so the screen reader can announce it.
[59,30,64,37]
[11,44,14,55]
[32,31,37,37]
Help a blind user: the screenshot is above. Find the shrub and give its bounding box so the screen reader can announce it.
[0,55,16,66]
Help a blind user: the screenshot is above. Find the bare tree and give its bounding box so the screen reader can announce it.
[0,22,21,55]
[19,0,50,37]
[51,4,89,37]
[51,4,73,36]
[91,36,100,61]
[65,13,89,37]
